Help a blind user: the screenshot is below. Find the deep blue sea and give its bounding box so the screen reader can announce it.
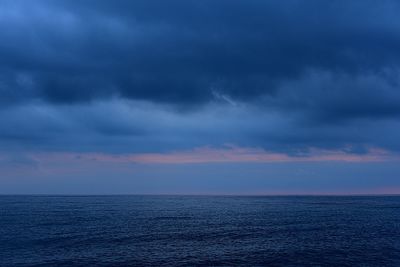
[1,196,400,266]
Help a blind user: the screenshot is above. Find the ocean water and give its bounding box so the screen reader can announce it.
[1,196,400,266]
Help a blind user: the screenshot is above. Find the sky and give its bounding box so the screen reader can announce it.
[1,0,400,194]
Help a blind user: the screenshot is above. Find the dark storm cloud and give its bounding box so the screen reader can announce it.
[1,0,400,106]
[1,0,400,154]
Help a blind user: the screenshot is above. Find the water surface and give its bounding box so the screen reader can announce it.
[1,195,400,266]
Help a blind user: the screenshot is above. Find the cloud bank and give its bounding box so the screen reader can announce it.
[1,0,400,157]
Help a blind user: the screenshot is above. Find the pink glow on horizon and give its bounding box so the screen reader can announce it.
[31,145,400,164]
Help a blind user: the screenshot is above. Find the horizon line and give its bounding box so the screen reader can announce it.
[1,193,399,197]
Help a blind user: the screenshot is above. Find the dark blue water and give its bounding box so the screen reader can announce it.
[1,196,400,266]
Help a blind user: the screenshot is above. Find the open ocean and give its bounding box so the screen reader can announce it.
[1,195,400,266]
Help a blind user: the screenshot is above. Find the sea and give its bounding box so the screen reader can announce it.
[1,195,400,266]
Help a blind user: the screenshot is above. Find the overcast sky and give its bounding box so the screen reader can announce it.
[1,0,400,194]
